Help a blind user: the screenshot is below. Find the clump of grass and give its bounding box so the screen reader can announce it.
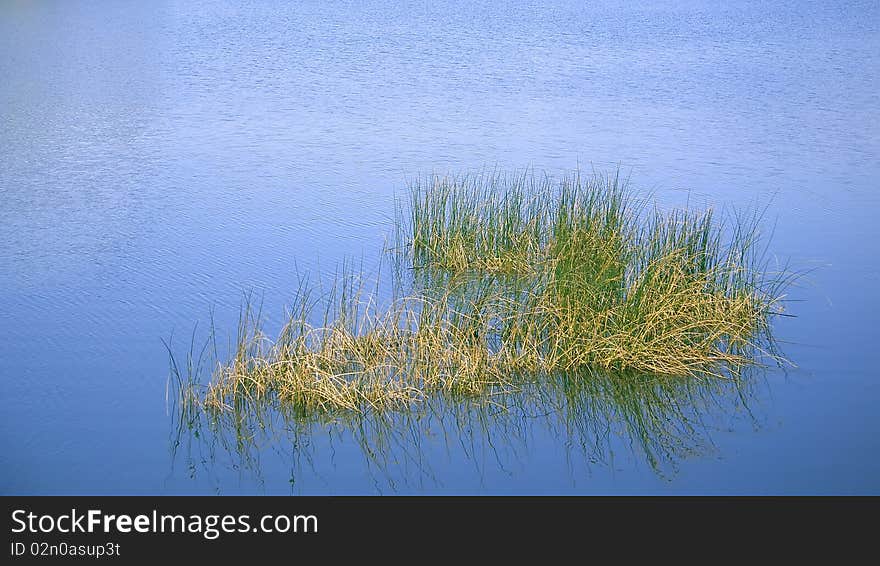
[399,170,787,379]
[175,169,790,422]
[403,171,556,273]
[195,269,525,420]
[402,170,630,275]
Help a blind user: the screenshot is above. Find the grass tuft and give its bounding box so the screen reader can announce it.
[173,169,792,420]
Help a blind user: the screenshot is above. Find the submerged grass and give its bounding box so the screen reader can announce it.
[172,169,791,422]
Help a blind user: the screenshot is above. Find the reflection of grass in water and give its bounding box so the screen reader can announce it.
[169,360,766,489]
[166,168,794,487]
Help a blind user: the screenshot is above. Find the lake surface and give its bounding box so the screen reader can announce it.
[1,0,878,494]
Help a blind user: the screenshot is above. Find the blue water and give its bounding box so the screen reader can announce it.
[1,0,878,494]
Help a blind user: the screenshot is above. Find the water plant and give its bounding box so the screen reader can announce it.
[170,169,791,426]
[399,170,788,378]
[166,169,796,491]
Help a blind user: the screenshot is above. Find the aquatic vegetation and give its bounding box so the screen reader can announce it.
[400,170,788,377]
[170,169,791,423]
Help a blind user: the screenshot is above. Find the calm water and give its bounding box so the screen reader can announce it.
[1,0,878,494]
